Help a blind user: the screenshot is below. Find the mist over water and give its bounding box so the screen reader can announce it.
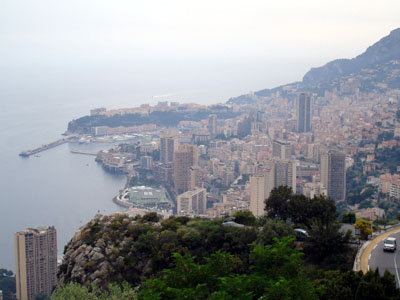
[0,60,307,271]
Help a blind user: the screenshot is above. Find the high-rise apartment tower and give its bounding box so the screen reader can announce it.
[177,187,207,215]
[160,130,179,164]
[250,171,275,217]
[174,144,198,193]
[14,226,57,300]
[207,114,217,138]
[297,93,312,133]
[273,160,297,193]
[272,140,292,160]
[320,151,346,201]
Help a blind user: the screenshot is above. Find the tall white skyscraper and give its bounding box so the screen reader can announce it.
[250,172,274,217]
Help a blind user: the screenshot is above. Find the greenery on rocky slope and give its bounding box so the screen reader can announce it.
[58,212,260,288]
[55,189,400,299]
[54,239,400,300]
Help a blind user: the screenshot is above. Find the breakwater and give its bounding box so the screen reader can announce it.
[19,136,76,157]
[70,150,98,156]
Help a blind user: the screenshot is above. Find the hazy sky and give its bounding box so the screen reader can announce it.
[0,0,399,95]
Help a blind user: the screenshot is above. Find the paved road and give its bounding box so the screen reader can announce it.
[369,231,400,286]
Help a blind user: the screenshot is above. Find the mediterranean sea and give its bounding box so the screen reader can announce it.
[0,61,307,271]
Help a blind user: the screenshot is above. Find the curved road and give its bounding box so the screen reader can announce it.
[369,231,400,286]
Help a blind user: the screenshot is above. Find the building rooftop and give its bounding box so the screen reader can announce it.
[129,186,168,205]
[17,226,55,235]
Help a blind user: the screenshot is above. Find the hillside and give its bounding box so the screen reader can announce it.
[57,213,261,287]
[67,107,240,134]
[228,28,400,105]
[303,28,400,85]
[54,190,400,299]
[58,192,354,289]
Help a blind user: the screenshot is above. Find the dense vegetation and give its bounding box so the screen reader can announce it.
[58,213,260,288]
[375,147,400,174]
[265,186,352,268]
[53,240,400,300]
[54,188,400,299]
[0,269,16,300]
[346,144,400,208]
[346,154,369,205]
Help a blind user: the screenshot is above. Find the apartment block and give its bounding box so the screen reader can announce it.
[177,187,207,215]
[250,172,274,217]
[320,151,346,201]
[273,160,297,193]
[160,130,179,164]
[272,140,292,160]
[15,226,57,300]
[174,144,198,193]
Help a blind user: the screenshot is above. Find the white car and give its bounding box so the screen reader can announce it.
[383,237,397,252]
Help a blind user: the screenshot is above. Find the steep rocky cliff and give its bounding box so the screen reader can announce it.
[57,213,259,288]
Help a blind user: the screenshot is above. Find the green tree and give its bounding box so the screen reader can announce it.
[305,195,351,267]
[34,293,49,300]
[288,194,312,227]
[139,237,317,300]
[0,268,16,300]
[232,210,256,226]
[264,186,293,221]
[141,212,161,223]
[51,282,138,300]
[317,269,400,300]
[256,219,295,245]
[341,212,356,224]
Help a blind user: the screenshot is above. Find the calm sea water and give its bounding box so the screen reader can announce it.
[0,61,307,271]
[0,99,127,271]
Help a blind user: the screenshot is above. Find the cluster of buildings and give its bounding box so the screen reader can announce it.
[91,85,398,221]
[10,84,400,300]
[380,174,400,200]
[95,92,354,218]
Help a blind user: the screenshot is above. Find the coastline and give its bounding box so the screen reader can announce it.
[112,194,132,208]
[112,175,134,209]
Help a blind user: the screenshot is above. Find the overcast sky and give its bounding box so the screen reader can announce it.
[1,0,399,65]
[0,0,399,98]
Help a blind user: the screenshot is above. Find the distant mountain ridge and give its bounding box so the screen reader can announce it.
[228,28,400,104]
[303,28,400,84]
